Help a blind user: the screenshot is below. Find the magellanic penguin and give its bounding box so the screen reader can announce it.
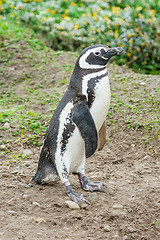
[33,44,124,205]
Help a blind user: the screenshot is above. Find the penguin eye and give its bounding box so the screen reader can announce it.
[94,51,100,56]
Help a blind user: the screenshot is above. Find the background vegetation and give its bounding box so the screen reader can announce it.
[0,16,159,157]
[0,0,160,74]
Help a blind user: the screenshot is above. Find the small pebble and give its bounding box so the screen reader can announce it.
[8,210,16,215]
[37,233,42,236]
[11,170,19,174]
[112,203,123,209]
[0,144,5,150]
[4,122,10,129]
[128,208,133,212]
[80,203,88,209]
[28,183,33,187]
[128,227,135,233]
[22,194,29,199]
[123,236,128,240]
[139,82,146,86]
[65,201,80,209]
[23,162,31,167]
[32,202,40,207]
[21,184,29,188]
[103,225,111,232]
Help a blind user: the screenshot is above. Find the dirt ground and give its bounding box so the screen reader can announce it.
[0,41,160,240]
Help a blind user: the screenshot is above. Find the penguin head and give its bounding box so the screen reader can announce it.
[78,44,124,69]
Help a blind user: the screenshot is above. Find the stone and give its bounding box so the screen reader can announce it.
[32,202,40,207]
[28,183,33,187]
[8,210,16,215]
[21,184,29,188]
[11,170,19,174]
[112,203,123,209]
[0,144,5,150]
[139,82,146,86]
[65,201,80,209]
[103,225,111,232]
[123,236,128,240]
[4,122,10,129]
[128,227,135,233]
[22,194,29,199]
[37,233,42,236]
[23,161,31,167]
[80,203,88,209]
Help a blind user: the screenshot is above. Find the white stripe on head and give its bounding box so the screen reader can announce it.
[79,47,108,69]
[82,68,108,100]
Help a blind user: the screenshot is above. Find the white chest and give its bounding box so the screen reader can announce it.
[90,75,110,131]
[82,69,111,131]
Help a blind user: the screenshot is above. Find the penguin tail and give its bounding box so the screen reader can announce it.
[33,145,59,184]
[33,170,43,185]
[33,164,59,185]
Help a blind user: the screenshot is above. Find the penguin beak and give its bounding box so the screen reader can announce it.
[103,47,124,59]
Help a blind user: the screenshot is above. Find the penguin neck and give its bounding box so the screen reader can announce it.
[69,61,106,94]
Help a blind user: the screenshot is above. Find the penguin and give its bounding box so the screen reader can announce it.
[33,44,124,205]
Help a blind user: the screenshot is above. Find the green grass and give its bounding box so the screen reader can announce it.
[0,18,44,50]
[0,18,59,149]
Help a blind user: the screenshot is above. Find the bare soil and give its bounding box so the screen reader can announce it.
[0,41,160,240]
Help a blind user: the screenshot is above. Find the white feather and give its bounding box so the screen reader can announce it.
[55,102,85,182]
[82,68,108,100]
[55,102,73,182]
[62,128,85,173]
[90,74,110,131]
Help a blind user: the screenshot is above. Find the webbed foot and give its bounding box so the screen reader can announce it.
[78,174,105,192]
[64,183,90,205]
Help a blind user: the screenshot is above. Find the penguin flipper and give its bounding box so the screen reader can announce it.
[72,101,98,158]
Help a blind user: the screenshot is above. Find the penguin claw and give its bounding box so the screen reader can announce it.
[84,181,105,192]
[64,183,90,205]
[79,175,105,192]
[68,192,90,205]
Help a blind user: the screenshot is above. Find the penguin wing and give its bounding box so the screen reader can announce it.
[72,101,98,158]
